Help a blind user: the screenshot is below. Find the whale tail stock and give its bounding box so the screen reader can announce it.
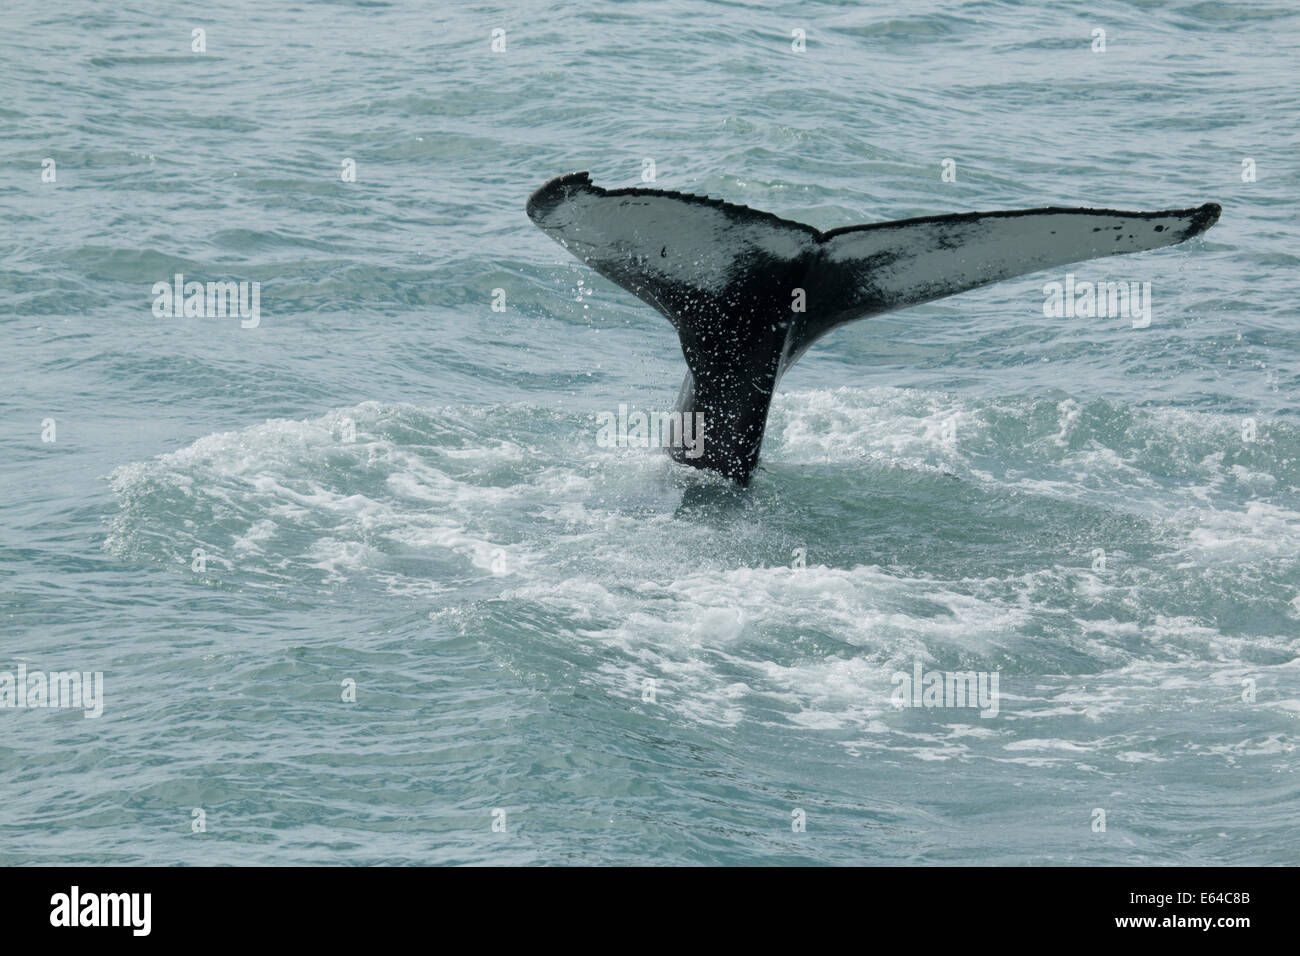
[526,171,1221,484]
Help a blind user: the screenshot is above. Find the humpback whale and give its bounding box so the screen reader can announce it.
[527,171,1221,484]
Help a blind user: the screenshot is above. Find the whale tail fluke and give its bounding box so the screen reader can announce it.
[799,201,1220,350]
[527,172,1220,483]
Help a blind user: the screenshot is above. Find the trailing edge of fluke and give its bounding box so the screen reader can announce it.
[527,171,1221,484]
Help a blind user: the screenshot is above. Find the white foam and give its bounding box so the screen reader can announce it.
[105,392,1298,743]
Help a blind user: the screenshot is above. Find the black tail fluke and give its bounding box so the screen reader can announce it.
[527,172,1220,484]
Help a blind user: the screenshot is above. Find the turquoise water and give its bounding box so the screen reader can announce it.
[2,0,1297,865]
